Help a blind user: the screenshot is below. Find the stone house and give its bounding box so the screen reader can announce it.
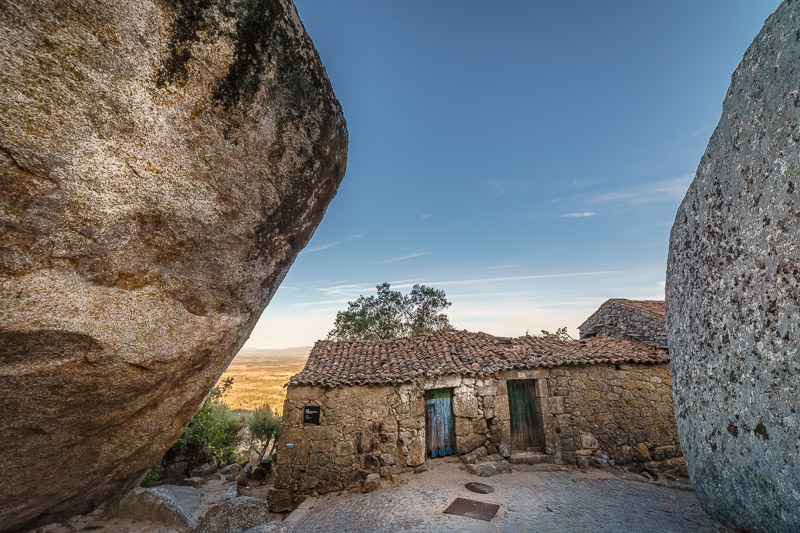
[579,298,667,348]
[272,301,680,512]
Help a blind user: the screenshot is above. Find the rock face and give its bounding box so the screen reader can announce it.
[0,0,347,530]
[667,2,800,530]
[194,496,271,533]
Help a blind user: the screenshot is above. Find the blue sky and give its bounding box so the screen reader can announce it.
[244,0,778,349]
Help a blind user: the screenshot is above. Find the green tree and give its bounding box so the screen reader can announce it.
[247,403,282,461]
[327,282,453,340]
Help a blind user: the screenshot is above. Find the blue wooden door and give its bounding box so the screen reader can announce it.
[425,389,454,458]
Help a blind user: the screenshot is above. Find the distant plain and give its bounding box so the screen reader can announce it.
[216,347,310,412]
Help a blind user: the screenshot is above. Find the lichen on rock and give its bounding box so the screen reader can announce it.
[667,1,800,531]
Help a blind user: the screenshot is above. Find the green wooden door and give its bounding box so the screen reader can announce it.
[507,379,545,451]
[425,388,454,458]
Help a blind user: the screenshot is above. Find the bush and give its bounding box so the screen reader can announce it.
[141,464,162,487]
[247,403,282,461]
[170,377,245,463]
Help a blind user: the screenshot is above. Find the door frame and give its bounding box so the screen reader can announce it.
[424,388,454,458]
[507,379,546,452]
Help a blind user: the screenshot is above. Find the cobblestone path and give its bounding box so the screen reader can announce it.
[286,462,715,532]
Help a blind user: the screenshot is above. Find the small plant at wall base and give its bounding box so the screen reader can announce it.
[328,282,453,341]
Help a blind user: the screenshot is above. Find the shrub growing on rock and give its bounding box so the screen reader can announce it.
[171,377,245,464]
[140,464,163,488]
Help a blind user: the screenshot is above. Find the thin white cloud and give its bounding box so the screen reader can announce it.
[294,279,349,287]
[300,241,339,254]
[313,269,637,298]
[478,264,521,270]
[348,234,363,240]
[550,175,692,210]
[396,270,633,289]
[587,175,692,206]
[420,214,432,220]
[371,251,433,265]
[292,298,353,308]
[567,177,603,188]
[561,212,595,218]
[315,283,371,297]
[486,179,508,196]
[691,127,709,137]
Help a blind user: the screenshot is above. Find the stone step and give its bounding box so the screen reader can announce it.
[509,452,553,465]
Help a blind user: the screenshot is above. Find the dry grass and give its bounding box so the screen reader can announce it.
[216,352,309,413]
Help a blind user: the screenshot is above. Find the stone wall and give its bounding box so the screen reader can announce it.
[422,374,512,458]
[273,363,681,511]
[503,363,683,472]
[579,304,667,348]
[271,374,510,511]
[272,383,421,511]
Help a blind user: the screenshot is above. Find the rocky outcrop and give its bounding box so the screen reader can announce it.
[0,0,347,530]
[667,2,800,531]
[92,480,279,533]
[194,497,271,533]
[114,484,218,531]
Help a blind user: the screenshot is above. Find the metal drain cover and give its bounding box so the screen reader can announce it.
[443,497,500,521]
[464,482,495,494]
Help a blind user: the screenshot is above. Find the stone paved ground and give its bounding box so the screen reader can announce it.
[286,460,715,532]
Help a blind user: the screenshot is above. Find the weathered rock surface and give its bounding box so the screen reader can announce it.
[667,2,800,530]
[194,496,271,533]
[112,481,240,531]
[243,523,294,533]
[361,473,381,493]
[0,0,347,530]
[509,452,553,465]
[460,445,488,465]
[466,461,511,477]
[114,485,207,531]
[37,481,282,532]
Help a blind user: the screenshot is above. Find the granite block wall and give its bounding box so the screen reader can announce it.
[522,363,683,471]
[272,363,682,511]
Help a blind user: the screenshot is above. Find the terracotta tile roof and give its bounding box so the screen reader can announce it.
[289,331,668,387]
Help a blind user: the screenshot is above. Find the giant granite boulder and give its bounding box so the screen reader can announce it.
[0,0,347,531]
[667,2,800,531]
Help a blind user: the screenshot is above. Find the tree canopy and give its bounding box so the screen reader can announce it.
[327,282,453,341]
